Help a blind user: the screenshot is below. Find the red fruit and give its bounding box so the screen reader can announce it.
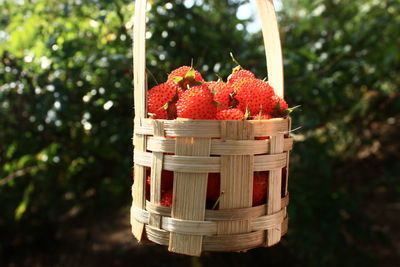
[146,170,174,190]
[207,173,221,201]
[267,95,289,117]
[176,84,217,119]
[147,81,179,119]
[233,78,275,116]
[168,66,204,90]
[253,171,269,206]
[211,81,235,111]
[161,189,173,207]
[228,69,255,84]
[215,108,244,120]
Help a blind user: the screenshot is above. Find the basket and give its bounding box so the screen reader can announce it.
[131,0,293,256]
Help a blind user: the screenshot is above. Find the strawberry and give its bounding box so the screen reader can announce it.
[207,173,221,201]
[168,66,204,90]
[211,81,235,111]
[253,171,269,206]
[161,189,173,207]
[147,81,179,119]
[233,78,275,116]
[227,53,256,85]
[176,84,216,119]
[215,108,244,120]
[264,95,289,117]
[228,69,255,85]
[146,169,174,190]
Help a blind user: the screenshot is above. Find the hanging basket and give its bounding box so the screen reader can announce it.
[131,0,293,256]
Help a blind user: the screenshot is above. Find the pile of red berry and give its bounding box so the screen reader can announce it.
[142,62,294,208]
[148,64,292,121]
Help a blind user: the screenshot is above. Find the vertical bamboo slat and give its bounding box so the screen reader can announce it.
[149,120,165,228]
[131,0,147,241]
[169,137,211,256]
[217,121,254,235]
[266,134,284,246]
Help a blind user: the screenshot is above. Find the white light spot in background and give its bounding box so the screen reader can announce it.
[46,85,55,92]
[83,122,92,131]
[146,31,152,39]
[90,19,99,28]
[24,54,34,63]
[53,156,60,163]
[83,94,90,102]
[103,100,114,110]
[213,63,221,73]
[40,56,52,69]
[165,2,173,9]
[184,0,195,9]
[54,101,61,110]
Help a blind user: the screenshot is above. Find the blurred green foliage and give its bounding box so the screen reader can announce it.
[1,0,399,266]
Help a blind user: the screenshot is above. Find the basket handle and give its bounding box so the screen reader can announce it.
[133,0,284,119]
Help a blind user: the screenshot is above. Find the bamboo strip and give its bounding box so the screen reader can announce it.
[266,134,284,246]
[133,205,285,235]
[147,137,294,155]
[149,120,165,228]
[282,117,292,232]
[169,137,211,256]
[203,231,264,252]
[134,151,287,172]
[134,118,289,137]
[255,0,284,97]
[145,194,289,219]
[218,121,254,235]
[131,0,147,242]
[162,217,217,236]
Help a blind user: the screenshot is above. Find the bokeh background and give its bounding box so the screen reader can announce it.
[1,0,399,266]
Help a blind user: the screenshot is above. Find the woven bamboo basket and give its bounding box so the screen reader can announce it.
[131,0,293,256]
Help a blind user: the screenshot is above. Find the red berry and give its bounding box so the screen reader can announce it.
[228,69,255,84]
[161,189,173,207]
[146,169,174,201]
[147,81,179,119]
[215,108,244,120]
[267,95,289,117]
[176,84,216,119]
[253,171,269,206]
[233,78,275,116]
[211,81,235,111]
[207,173,221,201]
[168,66,204,90]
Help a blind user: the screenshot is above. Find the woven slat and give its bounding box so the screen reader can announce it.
[134,118,289,137]
[134,150,288,172]
[169,137,211,256]
[133,205,286,234]
[149,120,165,228]
[146,136,294,155]
[218,121,254,235]
[145,194,289,219]
[131,0,147,241]
[266,134,284,246]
